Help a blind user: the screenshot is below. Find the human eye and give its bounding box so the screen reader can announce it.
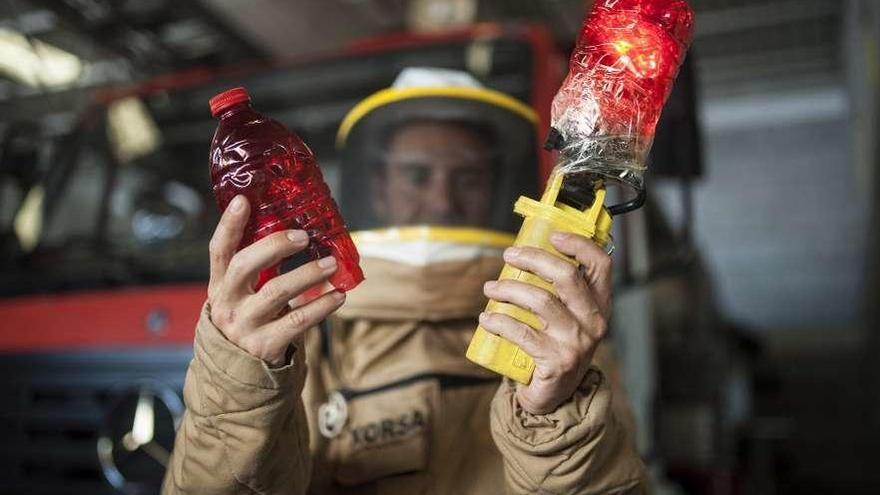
[400,164,432,187]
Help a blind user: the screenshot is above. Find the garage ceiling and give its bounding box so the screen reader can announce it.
[0,0,844,103]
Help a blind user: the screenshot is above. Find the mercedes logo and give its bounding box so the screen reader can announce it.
[97,380,184,494]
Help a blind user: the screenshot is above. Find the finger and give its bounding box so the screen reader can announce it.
[260,290,346,344]
[478,311,548,360]
[226,229,310,293]
[208,195,249,293]
[550,232,612,313]
[245,257,338,322]
[483,280,574,330]
[288,281,336,309]
[502,246,597,317]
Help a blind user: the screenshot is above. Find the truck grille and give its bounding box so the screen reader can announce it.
[0,348,191,495]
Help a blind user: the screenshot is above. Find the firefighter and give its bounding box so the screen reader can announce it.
[163,68,646,494]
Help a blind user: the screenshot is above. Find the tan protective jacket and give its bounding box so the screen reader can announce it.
[162,253,647,494]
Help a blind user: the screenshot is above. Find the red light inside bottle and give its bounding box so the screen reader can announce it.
[610,30,661,79]
[551,0,694,157]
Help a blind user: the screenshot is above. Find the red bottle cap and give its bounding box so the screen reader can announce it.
[209,87,251,117]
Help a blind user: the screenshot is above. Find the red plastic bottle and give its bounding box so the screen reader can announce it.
[208,87,363,292]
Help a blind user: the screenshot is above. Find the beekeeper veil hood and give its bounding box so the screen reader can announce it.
[337,67,540,234]
[334,68,542,318]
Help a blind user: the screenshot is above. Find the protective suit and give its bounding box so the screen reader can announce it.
[163,68,646,494]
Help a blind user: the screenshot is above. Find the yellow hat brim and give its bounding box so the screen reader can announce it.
[336,86,539,148]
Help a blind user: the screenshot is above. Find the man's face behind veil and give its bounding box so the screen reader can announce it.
[371,121,495,227]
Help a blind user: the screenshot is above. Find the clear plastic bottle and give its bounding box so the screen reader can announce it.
[209,87,363,291]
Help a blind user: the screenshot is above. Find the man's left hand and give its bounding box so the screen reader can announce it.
[481,232,612,415]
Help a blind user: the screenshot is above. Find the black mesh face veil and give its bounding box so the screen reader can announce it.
[337,95,539,233]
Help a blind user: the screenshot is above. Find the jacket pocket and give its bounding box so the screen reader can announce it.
[327,379,437,486]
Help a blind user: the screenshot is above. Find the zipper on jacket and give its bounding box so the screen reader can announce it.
[336,372,497,401]
[316,320,498,438]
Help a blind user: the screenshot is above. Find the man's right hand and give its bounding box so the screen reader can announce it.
[206,195,345,366]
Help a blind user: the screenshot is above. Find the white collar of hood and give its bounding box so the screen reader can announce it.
[336,226,514,321]
[351,226,514,266]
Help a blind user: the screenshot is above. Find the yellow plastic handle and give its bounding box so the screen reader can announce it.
[465,173,612,384]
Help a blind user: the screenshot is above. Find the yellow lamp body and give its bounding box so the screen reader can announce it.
[465,172,613,384]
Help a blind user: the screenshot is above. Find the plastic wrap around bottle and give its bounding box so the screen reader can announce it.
[209,87,363,292]
[550,0,694,191]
